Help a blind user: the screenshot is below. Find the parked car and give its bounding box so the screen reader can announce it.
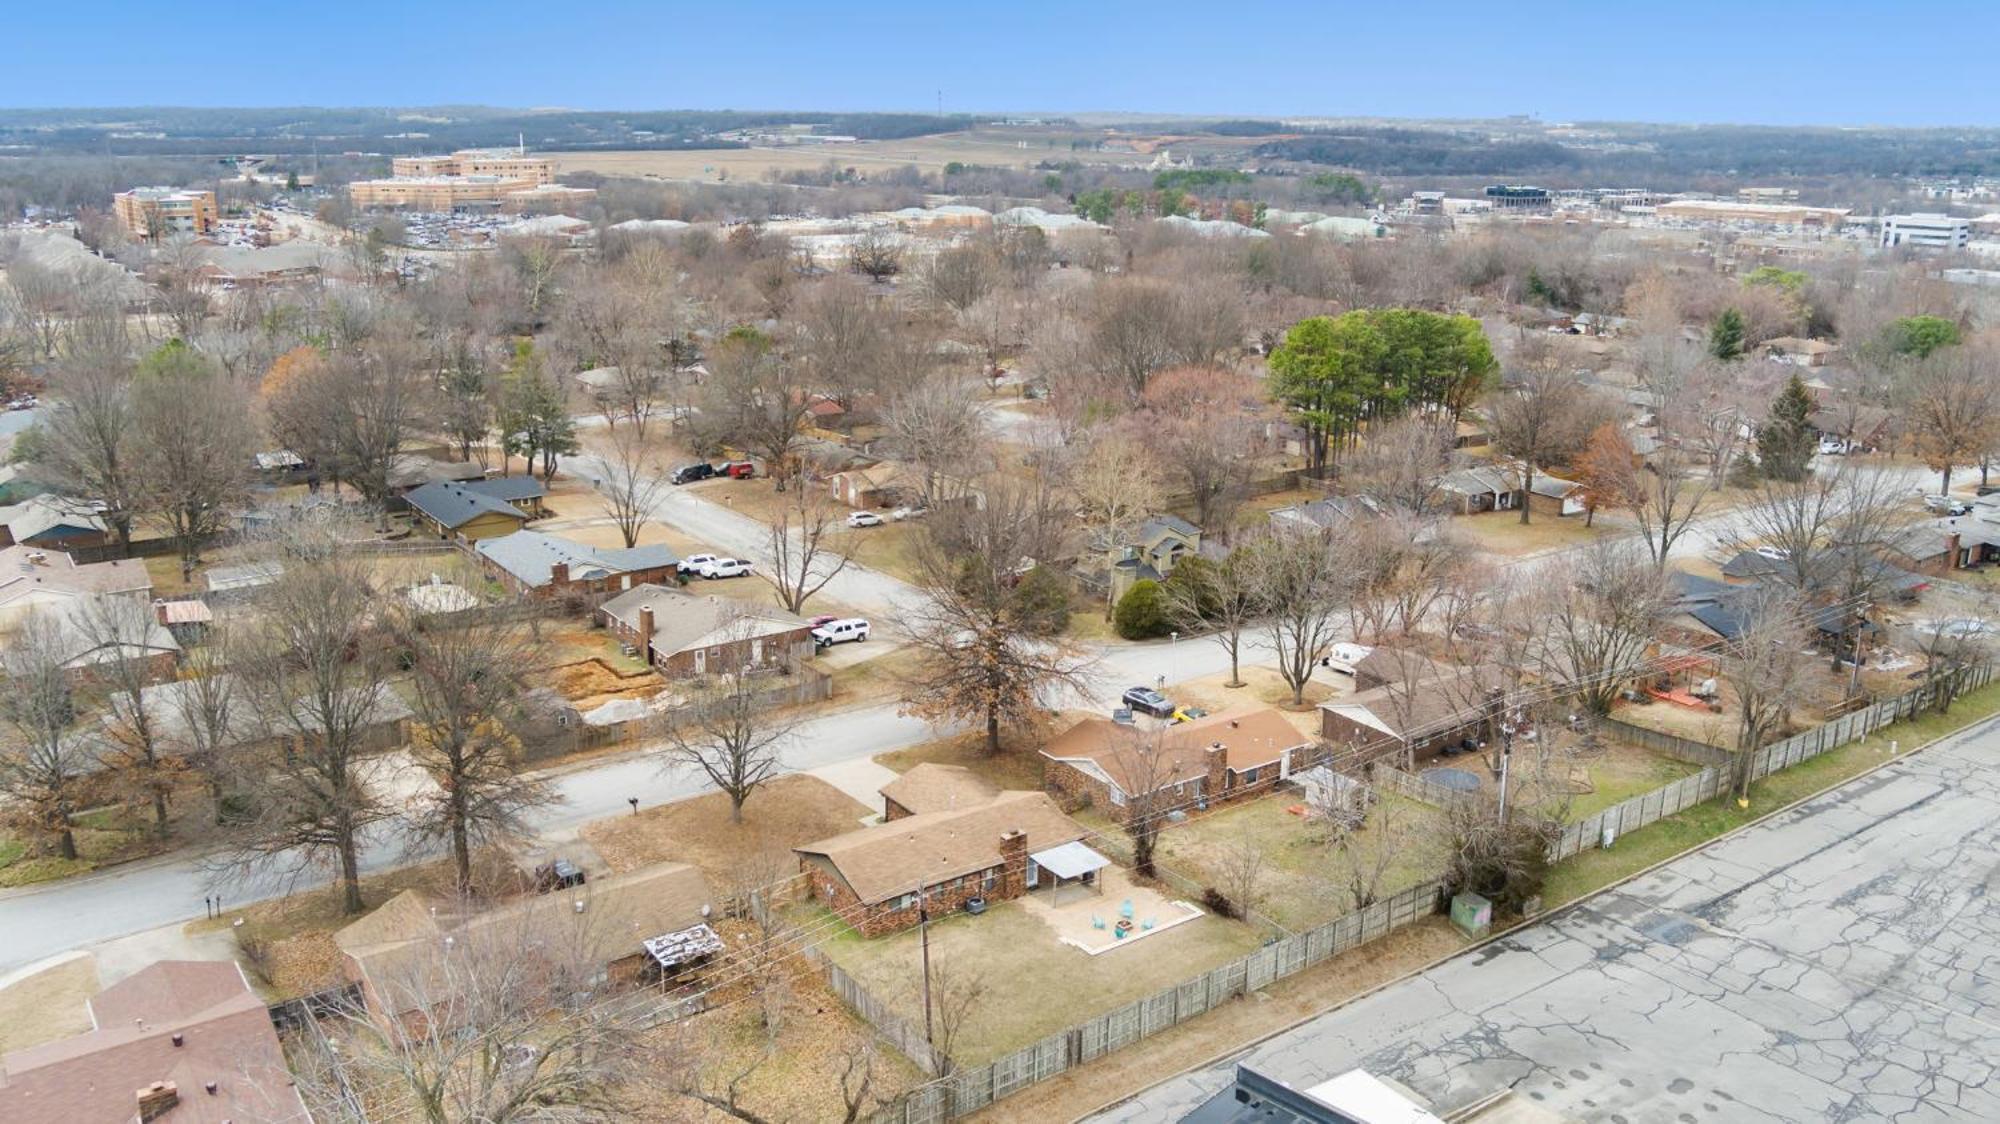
[1121,686,1175,718]
[811,618,871,648]
[698,558,752,579]
[719,460,756,479]
[1817,438,1854,456]
[1323,642,1372,676]
[532,858,586,892]
[1753,545,1792,561]
[678,553,720,576]
[1923,494,1971,516]
[846,510,885,528]
[671,462,716,485]
[809,614,840,629]
[890,505,929,521]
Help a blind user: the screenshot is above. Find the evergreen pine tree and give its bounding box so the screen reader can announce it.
[1756,373,1816,482]
[1710,307,1746,361]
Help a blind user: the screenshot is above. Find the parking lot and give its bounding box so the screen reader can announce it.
[1095,712,2000,1123]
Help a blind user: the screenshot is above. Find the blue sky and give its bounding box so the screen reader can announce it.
[2,0,1995,126]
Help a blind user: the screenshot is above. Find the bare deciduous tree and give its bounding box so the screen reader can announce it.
[76,595,176,833]
[764,481,852,615]
[1070,430,1164,614]
[1161,549,1261,688]
[596,432,669,549]
[1136,366,1267,532]
[659,635,801,823]
[0,611,91,859]
[1486,366,1612,525]
[1343,415,1457,518]
[1541,540,1669,715]
[1898,341,2000,496]
[1250,527,1352,707]
[1721,585,1815,801]
[229,530,393,914]
[131,342,254,579]
[882,377,990,509]
[389,601,558,895]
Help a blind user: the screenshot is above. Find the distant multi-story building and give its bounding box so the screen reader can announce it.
[1880,212,1971,251]
[112,186,218,239]
[1483,184,1552,210]
[390,148,555,184]
[351,147,578,211]
[1654,199,1850,229]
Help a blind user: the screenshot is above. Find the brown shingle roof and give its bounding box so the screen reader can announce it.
[1319,664,1512,743]
[796,791,1086,906]
[0,961,302,1124]
[337,862,713,1015]
[1040,708,1312,797]
[879,763,1001,815]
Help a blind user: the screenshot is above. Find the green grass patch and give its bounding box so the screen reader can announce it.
[1542,681,2000,909]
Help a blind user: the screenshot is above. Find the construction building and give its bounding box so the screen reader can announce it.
[112,187,218,239]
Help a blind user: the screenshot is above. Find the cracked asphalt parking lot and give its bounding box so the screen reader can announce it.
[1092,715,2000,1123]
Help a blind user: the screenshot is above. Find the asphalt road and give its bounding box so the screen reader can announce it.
[1095,710,2000,1123]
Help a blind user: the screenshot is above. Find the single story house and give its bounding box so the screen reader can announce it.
[203,560,284,598]
[1526,472,1586,518]
[1319,663,1513,767]
[0,960,305,1124]
[596,584,816,678]
[474,531,679,597]
[879,762,1000,821]
[47,596,181,685]
[828,461,914,509]
[461,474,548,517]
[403,480,531,542]
[335,862,714,1025]
[0,494,115,559]
[1040,708,1315,820]
[0,545,151,632]
[1350,647,1451,693]
[386,454,486,497]
[1763,336,1838,367]
[1269,495,1382,533]
[795,790,1097,937]
[1437,466,1521,515]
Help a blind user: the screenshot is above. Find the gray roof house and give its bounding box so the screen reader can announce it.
[403,480,530,539]
[475,531,679,594]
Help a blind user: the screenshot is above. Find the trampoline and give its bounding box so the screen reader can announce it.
[1422,767,1483,793]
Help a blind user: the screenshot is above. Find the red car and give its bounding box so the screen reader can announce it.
[719,461,756,479]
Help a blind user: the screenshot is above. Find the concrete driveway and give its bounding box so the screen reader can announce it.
[1096,711,2000,1123]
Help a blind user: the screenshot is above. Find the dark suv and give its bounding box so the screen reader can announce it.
[1121,686,1175,718]
[671,462,716,485]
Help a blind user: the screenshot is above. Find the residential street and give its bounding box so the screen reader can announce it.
[1093,710,2000,1124]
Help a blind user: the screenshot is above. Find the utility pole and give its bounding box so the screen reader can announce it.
[919,895,935,1045]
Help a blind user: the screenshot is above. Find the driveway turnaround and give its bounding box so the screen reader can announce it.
[1095,713,2000,1123]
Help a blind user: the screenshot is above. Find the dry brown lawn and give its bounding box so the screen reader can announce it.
[583,774,870,888]
[973,917,1471,1122]
[547,132,1060,182]
[1168,664,1340,726]
[872,717,1087,794]
[0,954,100,1051]
[1451,512,1610,557]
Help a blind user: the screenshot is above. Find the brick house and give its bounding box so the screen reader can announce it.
[596,584,815,678]
[794,790,1095,937]
[878,763,999,820]
[1319,663,1513,768]
[1039,708,1315,821]
[1437,466,1522,516]
[474,531,679,598]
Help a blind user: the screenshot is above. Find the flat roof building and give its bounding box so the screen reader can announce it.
[354,148,568,211]
[112,187,218,239]
[1654,199,1850,229]
[1881,212,1971,251]
[391,148,554,184]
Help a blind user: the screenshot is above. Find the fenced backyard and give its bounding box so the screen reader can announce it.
[858,665,1997,1122]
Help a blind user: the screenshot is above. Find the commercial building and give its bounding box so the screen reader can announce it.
[351,147,576,211]
[112,187,218,238]
[1880,212,1971,251]
[1654,199,1850,229]
[391,148,554,184]
[1482,185,1552,210]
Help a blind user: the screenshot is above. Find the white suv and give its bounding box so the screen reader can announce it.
[699,558,752,579]
[811,618,871,648]
[678,553,719,576]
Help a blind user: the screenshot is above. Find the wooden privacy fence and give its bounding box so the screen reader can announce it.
[873,880,1446,1124]
[1368,762,1485,813]
[1600,719,1735,768]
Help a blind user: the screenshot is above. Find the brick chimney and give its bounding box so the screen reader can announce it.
[1205,742,1229,802]
[548,561,569,588]
[637,605,655,663]
[1947,531,1962,571]
[138,1081,179,1122]
[997,830,1028,897]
